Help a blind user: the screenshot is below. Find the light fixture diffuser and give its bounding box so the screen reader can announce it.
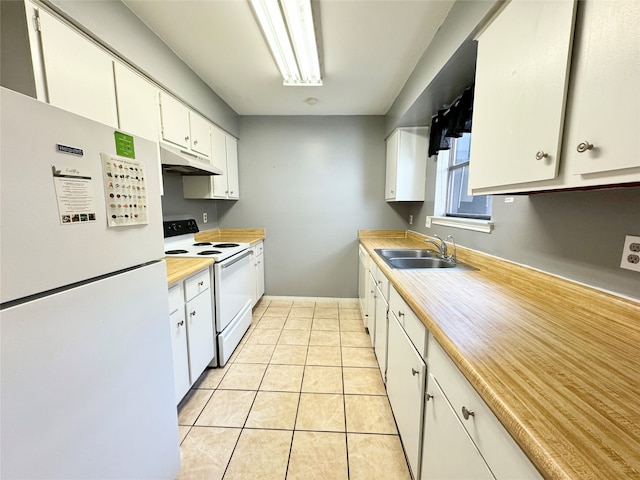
[250,0,322,86]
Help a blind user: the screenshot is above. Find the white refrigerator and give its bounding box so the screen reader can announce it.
[0,88,181,479]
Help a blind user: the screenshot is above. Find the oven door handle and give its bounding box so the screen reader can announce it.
[219,249,252,268]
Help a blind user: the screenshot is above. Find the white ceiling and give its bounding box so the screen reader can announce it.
[123,0,455,116]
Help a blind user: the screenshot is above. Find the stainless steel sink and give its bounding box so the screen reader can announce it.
[387,257,458,269]
[374,248,477,270]
[375,248,438,259]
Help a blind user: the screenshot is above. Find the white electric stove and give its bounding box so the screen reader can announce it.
[163,219,253,366]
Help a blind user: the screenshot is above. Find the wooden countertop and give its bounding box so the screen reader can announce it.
[165,228,265,285]
[195,228,265,246]
[359,230,640,480]
[165,257,214,285]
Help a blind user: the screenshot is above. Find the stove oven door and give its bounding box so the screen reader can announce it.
[214,250,253,333]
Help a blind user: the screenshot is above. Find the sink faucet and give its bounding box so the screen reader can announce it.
[424,234,447,258]
[424,234,457,263]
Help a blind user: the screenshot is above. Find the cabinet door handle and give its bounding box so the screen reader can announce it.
[535,151,549,161]
[426,393,433,402]
[462,406,475,420]
[577,141,594,153]
[185,136,190,142]
[198,281,204,286]
[411,368,419,376]
[398,311,405,318]
[194,139,198,145]
[190,310,196,317]
[177,320,184,327]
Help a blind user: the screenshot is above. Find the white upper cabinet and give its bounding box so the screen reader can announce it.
[469,0,640,194]
[159,92,191,150]
[159,91,213,159]
[566,0,640,176]
[38,9,118,127]
[385,127,428,202]
[113,62,159,141]
[225,135,239,199]
[469,0,577,191]
[182,126,240,200]
[189,111,212,158]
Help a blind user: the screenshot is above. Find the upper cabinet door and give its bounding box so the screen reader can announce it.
[159,92,190,149]
[38,9,118,127]
[385,128,428,202]
[226,135,239,199]
[210,125,229,198]
[468,0,577,190]
[568,0,640,175]
[385,131,399,200]
[189,112,211,158]
[114,63,159,141]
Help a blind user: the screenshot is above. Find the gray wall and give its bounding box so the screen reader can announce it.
[160,174,220,230]
[217,116,407,298]
[405,158,640,299]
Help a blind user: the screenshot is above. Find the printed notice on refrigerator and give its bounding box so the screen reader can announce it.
[101,153,149,227]
[52,165,98,225]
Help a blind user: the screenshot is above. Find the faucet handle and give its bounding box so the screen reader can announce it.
[433,234,447,258]
[446,235,457,263]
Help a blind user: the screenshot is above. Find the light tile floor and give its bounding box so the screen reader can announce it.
[176,297,412,480]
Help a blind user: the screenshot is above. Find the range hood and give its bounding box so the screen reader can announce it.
[159,143,223,176]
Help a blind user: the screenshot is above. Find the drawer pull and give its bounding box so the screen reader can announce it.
[462,406,475,420]
[535,150,549,161]
[577,141,594,153]
[177,320,184,327]
[190,310,196,317]
[411,368,419,376]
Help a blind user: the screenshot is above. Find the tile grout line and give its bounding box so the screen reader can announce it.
[218,300,270,480]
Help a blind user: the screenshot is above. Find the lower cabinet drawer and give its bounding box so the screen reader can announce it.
[184,268,210,300]
[389,285,427,359]
[428,340,541,479]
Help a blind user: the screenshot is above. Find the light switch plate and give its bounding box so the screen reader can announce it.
[620,235,640,272]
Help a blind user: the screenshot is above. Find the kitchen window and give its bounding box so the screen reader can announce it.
[430,134,494,233]
[427,87,493,233]
[443,132,492,220]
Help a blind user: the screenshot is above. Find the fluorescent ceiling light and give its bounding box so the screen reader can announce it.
[250,0,322,86]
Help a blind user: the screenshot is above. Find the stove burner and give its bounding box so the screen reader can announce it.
[165,249,188,255]
[193,242,213,246]
[213,243,240,248]
[197,250,222,255]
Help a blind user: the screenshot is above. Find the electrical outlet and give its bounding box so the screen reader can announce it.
[620,235,640,272]
[425,216,432,228]
[409,214,413,225]
[203,213,208,223]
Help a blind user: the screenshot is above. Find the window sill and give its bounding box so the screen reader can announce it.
[427,216,494,233]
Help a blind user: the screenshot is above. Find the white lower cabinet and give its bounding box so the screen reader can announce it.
[168,283,190,404]
[421,374,494,480]
[373,266,390,380]
[386,311,427,479]
[423,340,541,479]
[366,263,377,338]
[168,267,215,404]
[357,245,370,326]
[251,241,265,306]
